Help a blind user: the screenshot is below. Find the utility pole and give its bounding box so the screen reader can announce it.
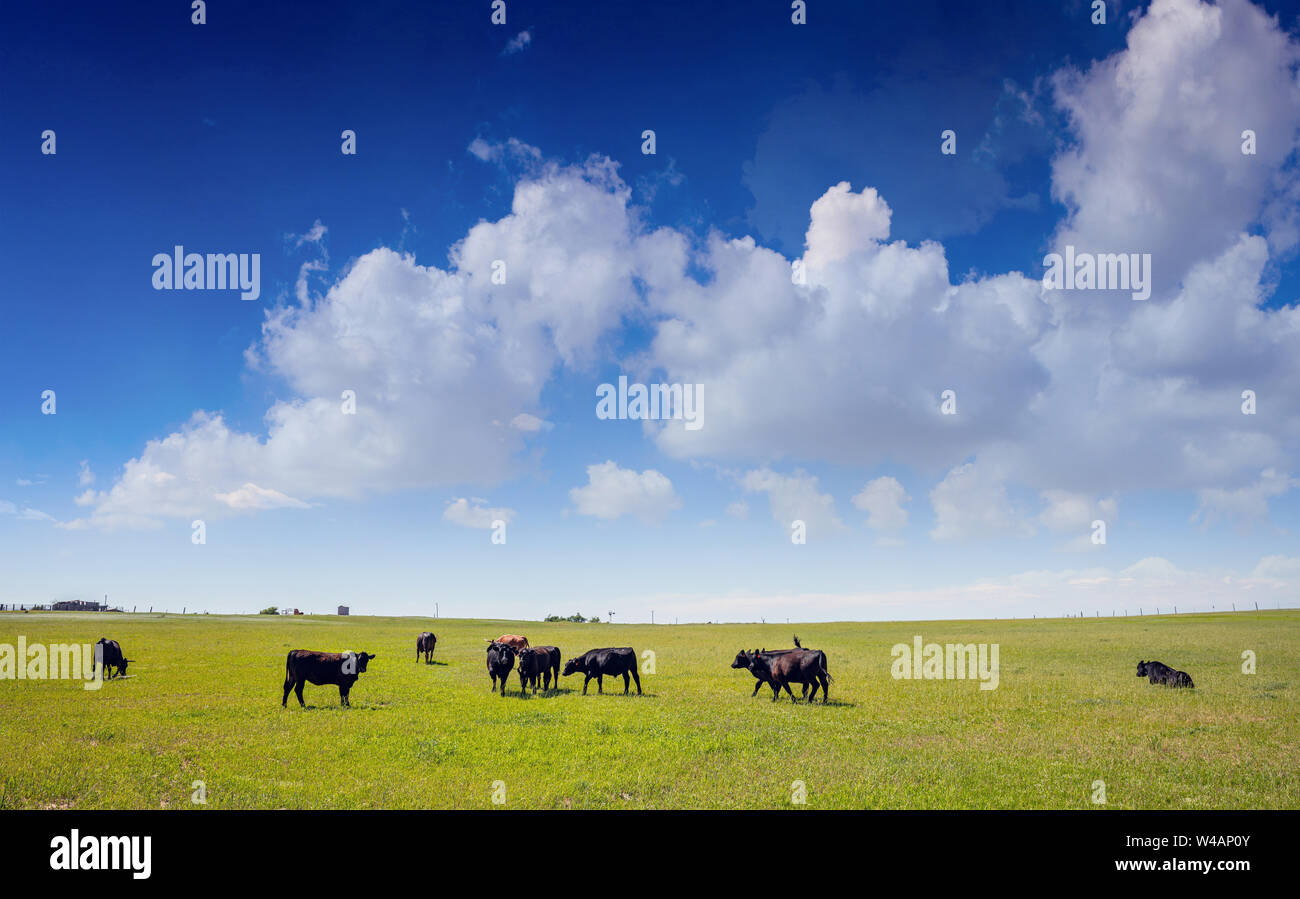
[608,610,614,624]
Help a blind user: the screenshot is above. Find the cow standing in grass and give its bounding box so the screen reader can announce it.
[487,642,516,696]
[416,632,436,663]
[747,648,832,703]
[516,647,549,695]
[517,645,560,694]
[1136,660,1194,688]
[562,647,642,695]
[282,650,376,708]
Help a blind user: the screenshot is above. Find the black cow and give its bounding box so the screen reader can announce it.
[516,647,547,695]
[747,648,832,703]
[486,641,516,695]
[416,632,437,663]
[562,647,642,695]
[282,650,376,708]
[1136,659,1194,688]
[516,645,560,695]
[731,648,802,697]
[93,638,129,679]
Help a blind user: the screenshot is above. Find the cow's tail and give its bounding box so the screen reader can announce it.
[819,651,833,684]
[283,651,293,684]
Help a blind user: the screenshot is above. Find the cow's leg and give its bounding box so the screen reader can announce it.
[769,681,780,701]
[282,678,292,708]
[819,674,830,703]
[294,681,306,707]
[583,674,591,695]
[597,674,604,694]
[801,682,810,701]
[339,685,350,708]
[622,671,630,694]
[631,667,642,695]
[783,681,798,702]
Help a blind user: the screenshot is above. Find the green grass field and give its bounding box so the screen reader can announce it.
[0,610,1296,809]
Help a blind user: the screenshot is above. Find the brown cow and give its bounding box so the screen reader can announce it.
[416,632,436,663]
[495,634,529,651]
[282,650,376,708]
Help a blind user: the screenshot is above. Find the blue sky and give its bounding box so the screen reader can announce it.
[2,0,1299,621]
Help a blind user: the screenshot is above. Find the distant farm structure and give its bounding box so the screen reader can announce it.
[338,606,350,616]
[51,600,108,612]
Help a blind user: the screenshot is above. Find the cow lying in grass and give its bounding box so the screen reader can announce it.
[745,648,832,703]
[282,650,376,708]
[1136,659,1194,688]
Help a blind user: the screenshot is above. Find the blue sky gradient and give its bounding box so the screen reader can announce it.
[2,0,1299,620]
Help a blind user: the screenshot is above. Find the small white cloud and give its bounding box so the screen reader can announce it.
[570,461,681,524]
[510,413,551,432]
[725,500,749,519]
[852,476,909,531]
[502,29,532,55]
[1193,469,1297,530]
[741,468,843,535]
[1119,557,1185,582]
[929,462,1033,541]
[214,483,310,511]
[1251,555,1300,581]
[443,497,516,529]
[77,460,95,487]
[0,500,53,522]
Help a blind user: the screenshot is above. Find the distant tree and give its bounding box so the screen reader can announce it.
[259,606,278,615]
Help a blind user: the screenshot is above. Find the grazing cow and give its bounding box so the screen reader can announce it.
[93,638,129,679]
[731,648,802,697]
[747,648,832,703]
[1136,659,1194,688]
[282,650,376,708]
[562,647,642,695]
[416,632,437,663]
[495,634,529,651]
[486,642,516,695]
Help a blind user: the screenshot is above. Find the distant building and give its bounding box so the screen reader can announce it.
[337,605,350,616]
[52,600,107,612]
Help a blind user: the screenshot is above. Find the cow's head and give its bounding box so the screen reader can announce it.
[562,657,582,677]
[118,657,130,675]
[747,650,771,675]
[1135,660,1148,677]
[730,650,752,669]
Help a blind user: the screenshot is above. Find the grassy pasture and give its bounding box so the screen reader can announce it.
[0,610,1296,809]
